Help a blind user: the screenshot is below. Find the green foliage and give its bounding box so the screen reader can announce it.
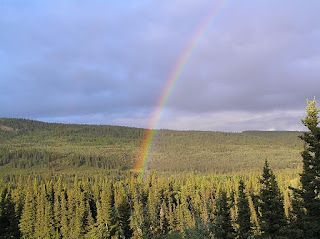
[237,179,253,239]
[0,118,303,176]
[258,161,286,238]
[182,218,212,238]
[213,191,235,239]
[0,117,312,238]
[0,169,303,238]
[0,187,20,238]
[19,179,36,238]
[289,98,320,238]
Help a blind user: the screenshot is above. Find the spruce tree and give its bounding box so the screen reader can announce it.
[290,98,320,238]
[167,201,176,232]
[258,160,286,238]
[94,181,117,238]
[147,180,161,237]
[19,180,36,239]
[114,182,133,239]
[60,190,69,238]
[286,192,304,238]
[159,199,169,235]
[0,187,20,238]
[237,179,253,239]
[213,191,235,239]
[117,196,132,238]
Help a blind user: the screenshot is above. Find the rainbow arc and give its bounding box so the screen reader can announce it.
[135,0,230,178]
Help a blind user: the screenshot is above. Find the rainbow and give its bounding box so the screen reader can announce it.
[135,0,230,178]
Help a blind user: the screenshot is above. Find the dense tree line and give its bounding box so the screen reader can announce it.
[0,99,319,238]
[0,147,133,170]
[1,117,303,175]
[0,170,276,238]
[0,160,311,239]
[0,148,58,168]
[0,118,144,140]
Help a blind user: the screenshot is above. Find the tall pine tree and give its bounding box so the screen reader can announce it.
[237,179,253,239]
[290,98,320,238]
[213,191,235,239]
[19,179,36,239]
[258,160,286,238]
[0,187,20,238]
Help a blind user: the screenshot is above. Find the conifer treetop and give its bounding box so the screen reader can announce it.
[302,97,319,130]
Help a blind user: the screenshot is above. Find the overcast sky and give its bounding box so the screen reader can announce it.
[1,0,320,131]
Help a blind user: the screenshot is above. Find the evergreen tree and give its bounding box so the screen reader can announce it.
[118,196,132,238]
[13,175,24,221]
[213,191,235,239]
[68,189,85,239]
[19,179,36,239]
[237,179,253,239]
[258,160,286,238]
[115,183,133,239]
[286,192,304,239]
[159,199,169,235]
[34,185,47,238]
[94,181,117,238]
[289,98,320,238]
[167,201,177,232]
[0,187,20,238]
[180,185,195,230]
[53,178,63,231]
[147,178,161,237]
[60,190,69,238]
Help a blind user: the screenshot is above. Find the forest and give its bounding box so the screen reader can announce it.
[0,99,319,238]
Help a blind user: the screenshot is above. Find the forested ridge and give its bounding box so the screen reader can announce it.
[0,118,303,174]
[0,99,319,238]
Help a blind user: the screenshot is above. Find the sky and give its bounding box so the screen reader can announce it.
[1,0,320,132]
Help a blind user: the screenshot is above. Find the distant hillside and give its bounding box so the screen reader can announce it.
[0,118,303,175]
[0,117,144,138]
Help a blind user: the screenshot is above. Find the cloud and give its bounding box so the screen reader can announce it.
[156,109,306,132]
[1,0,320,130]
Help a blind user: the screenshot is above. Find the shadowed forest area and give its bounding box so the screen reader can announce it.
[0,100,319,238]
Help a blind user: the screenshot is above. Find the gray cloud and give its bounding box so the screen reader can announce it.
[1,0,320,131]
[169,0,320,115]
